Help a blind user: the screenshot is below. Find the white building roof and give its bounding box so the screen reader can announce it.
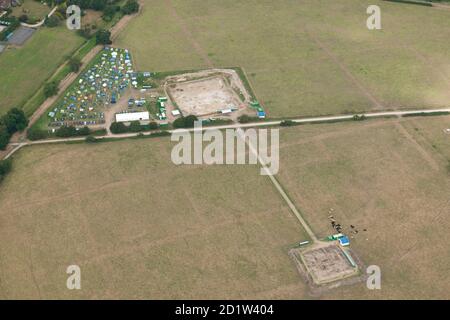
[115,111,150,123]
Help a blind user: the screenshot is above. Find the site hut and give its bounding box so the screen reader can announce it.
[339,236,350,247]
[257,108,266,119]
[115,111,150,124]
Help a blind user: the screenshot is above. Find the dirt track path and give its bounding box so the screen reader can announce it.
[164,0,214,68]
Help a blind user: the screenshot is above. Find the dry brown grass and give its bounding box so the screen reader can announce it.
[0,137,309,299]
[277,116,450,299]
[0,116,449,299]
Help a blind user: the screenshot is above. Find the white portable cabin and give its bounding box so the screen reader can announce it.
[115,111,150,123]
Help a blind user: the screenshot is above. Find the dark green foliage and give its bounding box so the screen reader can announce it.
[27,127,49,141]
[280,120,295,127]
[0,108,28,149]
[102,5,118,21]
[1,108,28,134]
[44,81,59,98]
[238,115,251,123]
[173,115,199,128]
[121,0,139,14]
[45,15,61,28]
[68,57,82,73]
[148,121,158,130]
[0,159,12,183]
[110,122,128,134]
[85,135,98,143]
[95,29,112,45]
[55,125,91,137]
[0,125,9,150]
[0,17,19,41]
[19,15,29,23]
[352,114,367,121]
[110,121,159,134]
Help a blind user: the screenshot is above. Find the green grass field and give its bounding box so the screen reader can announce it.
[116,0,450,118]
[0,27,84,115]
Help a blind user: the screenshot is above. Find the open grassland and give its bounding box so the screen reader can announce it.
[0,27,84,115]
[0,116,449,299]
[0,137,310,299]
[11,0,51,21]
[276,116,450,299]
[116,0,450,118]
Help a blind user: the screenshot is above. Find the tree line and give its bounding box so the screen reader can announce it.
[0,108,28,150]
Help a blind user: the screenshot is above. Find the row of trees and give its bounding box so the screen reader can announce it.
[110,121,158,134]
[0,108,29,150]
[0,159,12,183]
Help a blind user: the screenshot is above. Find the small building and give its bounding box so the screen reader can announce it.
[220,108,233,114]
[115,111,149,123]
[171,109,181,116]
[257,110,266,119]
[339,236,350,247]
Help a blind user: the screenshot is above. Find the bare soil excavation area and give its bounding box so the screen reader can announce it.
[165,69,253,118]
[169,77,240,116]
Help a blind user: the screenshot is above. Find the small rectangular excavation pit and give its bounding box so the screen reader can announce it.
[164,69,252,118]
[289,243,366,295]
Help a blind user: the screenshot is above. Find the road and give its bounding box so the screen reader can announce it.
[5,108,450,160]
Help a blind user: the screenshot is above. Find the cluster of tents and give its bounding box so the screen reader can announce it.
[48,47,134,126]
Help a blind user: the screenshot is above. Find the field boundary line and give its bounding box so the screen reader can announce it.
[237,130,318,242]
[3,108,450,160]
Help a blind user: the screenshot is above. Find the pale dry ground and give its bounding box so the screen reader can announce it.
[116,0,450,118]
[0,117,449,299]
[0,137,310,299]
[276,116,450,299]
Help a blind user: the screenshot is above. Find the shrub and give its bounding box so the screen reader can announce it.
[0,159,12,183]
[55,125,90,137]
[280,120,295,127]
[353,114,366,121]
[173,115,199,128]
[85,135,97,143]
[19,15,28,23]
[44,81,59,98]
[0,125,9,150]
[95,29,112,45]
[27,127,49,141]
[1,108,28,134]
[148,121,158,130]
[129,120,142,132]
[121,0,139,14]
[68,57,82,73]
[110,122,127,134]
[102,5,117,21]
[45,15,61,28]
[238,115,251,123]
